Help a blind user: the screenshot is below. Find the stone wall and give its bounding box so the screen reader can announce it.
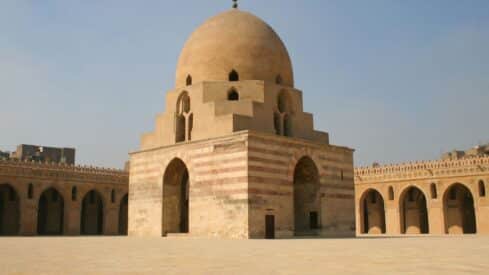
[0,159,128,236]
[130,130,355,239]
[247,133,355,238]
[355,156,489,235]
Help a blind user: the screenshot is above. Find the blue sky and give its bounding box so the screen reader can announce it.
[1,0,488,168]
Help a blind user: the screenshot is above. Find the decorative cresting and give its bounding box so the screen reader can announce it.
[355,156,489,181]
[0,159,128,185]
[175,9,294,87]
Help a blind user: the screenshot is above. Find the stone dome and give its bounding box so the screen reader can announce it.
[176,9,294,87]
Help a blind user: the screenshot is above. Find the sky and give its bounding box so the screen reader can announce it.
[1,0,488,169]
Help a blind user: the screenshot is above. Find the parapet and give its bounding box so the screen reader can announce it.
[0,159,128,185]
[354,156,489,183]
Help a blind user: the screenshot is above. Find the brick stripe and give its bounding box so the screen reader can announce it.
[325,194,354,199]
[248,147,291,158]
[193,156,247,168]
[191,147,247,160]
[193,176,248,186]
[249,165,287,175]
[248,156,288,166]
[248,176,290,186]
[196,166,247,176]
[248,136,307,150]
[320,183,354,190]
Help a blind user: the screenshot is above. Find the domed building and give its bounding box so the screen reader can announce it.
[129,6,355,239]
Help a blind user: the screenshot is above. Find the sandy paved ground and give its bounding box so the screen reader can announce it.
[0,236,488,275]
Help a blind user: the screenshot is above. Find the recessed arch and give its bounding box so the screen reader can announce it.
[283,113,292,137]
[119,193,128,235]
[176,91,190,114]
[111,189,116,203]
[388,186,394,200]
[175,91,192,143]
[359,189,386,234]
[229,69,239,81]
[430,183,437,199]
[28,183,34,199]
[443,183,476,234]
[399,186,429,234]
[479,180,486,197]
[277,90,292,114]
[72,186,77,201]
[81,190,104,235]
[0,184,20,236]
[293,156,320,234]
[227,88,239,101]
[37,187,64,235]
[162,158,190,236]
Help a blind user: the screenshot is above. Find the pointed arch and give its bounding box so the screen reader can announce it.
[479,180,486,197]
[277,90,292,114]
[81,190,104,235]
[430,183,437,199]
[359,189,386,234]
[399,186,429,234]
[37,187,64,235]
[28,183,34,199]
[388,186,394,200]
[175,91,192,143]
[119,194,128,235]
[443,183,476,234]
[227,88,239,101]
[162,158,190,235]
[293,156,320,234]
[72,186,77,201]
[0,184,20,235]
[229,69,239,81]
[186,75,192,86]
[276,74,283,85]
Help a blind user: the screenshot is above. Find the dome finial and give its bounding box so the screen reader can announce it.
[232,0,238,9]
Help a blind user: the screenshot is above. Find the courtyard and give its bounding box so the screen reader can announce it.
[0,236,487,274]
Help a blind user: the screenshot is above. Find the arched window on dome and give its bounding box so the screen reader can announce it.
[175,92,193,143]
[276,75,283,85]
[229,70,239,82]
[228,88,239,101]
[186,75,192,86]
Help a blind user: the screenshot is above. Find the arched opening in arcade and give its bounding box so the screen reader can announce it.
[360,189,386,234]
[399,186,429,234]
[37,188,64,235]
[293,156,320,235]
[80,190,104,235]
[444,183,476,234]
[162,158,189,236]
[119,194,128,235]
[0,184,20,236]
